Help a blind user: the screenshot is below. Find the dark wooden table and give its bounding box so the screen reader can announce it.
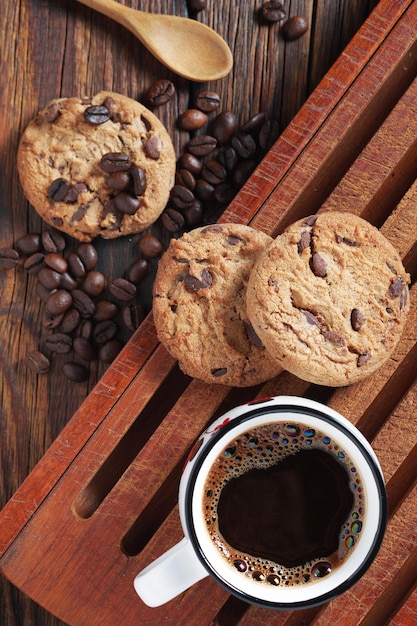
[0,1,381,624]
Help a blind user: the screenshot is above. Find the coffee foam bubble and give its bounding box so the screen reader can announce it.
[202,422,365,588]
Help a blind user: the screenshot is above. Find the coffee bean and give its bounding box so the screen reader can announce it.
[36,283,56,303]
[240,112,267,135]
[217,146,238,171]
[187,0,207,12]
[259,119,280,150]
[188,135,217,157]
[260,1,286,22]
[144,136,160,159]
[24,252,45,275]
[93,320,118,344]
[72,289,96,317]
[131,166,147,196]
[195,90,220,112]
[73,337,96,361]
[0,247,19,270]
[122,303,145,331]
[60,272,78,291]
[145,79,175,107]
[100,152,131,173]
[183,200,204,227]
[231,132,257,158]
[171,184,195,209]
[45,253,68,273]
[44,332,72,354]
[48,178,70,201]
[77,243,98,271]
[211,112,237,143]
[161,208,185,232]
[177,152,202,175]
[42,229,65,253]
[213,182,237,205]
[109,277,136,301]
[68,252,86,278]
[178,109,208,131]
[15,233,41,255]
[115,191,140,215]
[46,289,73,315]
[63,362,89,382]
[175,169,196,191]
[25,350,50,374]
[59,308,81,333]
[138,234,163,258]
[38,267,63,290]
[201,160,227,185]
[194,179,215,203]
[106,171,131,191]
[42,310,64,330]
[76,319,94,340]
[282,15,308,40]
[82,271,106,297]
[126,258,149,284]
[98,338,123,363]
[232,159,257,187]
[93,300,119,322]
[84,104,110,125]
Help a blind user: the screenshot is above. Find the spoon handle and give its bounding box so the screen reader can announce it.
[75,0,140,32]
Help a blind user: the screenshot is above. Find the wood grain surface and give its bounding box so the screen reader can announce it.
[0,0,399,624]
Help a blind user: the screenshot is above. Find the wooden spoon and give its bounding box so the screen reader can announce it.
[75,0,233,81]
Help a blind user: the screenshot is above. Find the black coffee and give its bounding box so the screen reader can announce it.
[203,422,365,587]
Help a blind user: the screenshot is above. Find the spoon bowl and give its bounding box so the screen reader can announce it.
[75,0,233,81]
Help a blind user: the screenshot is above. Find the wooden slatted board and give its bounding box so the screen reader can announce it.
[1,0,417,624]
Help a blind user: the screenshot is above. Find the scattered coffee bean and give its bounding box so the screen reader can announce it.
[187,0,207,12]
[93,320,118,344]
[178,109,208,131]
[60,271,78,291]
[73,336,96,361]
[77,243,98,271]
[98,338,123,363]
[44,332,72,354]
[122,302,145,331]
[45,252,68,273]
[171,184,195,209]
[211,112,238,144]
[36,283,55,303]
[24,252,45,275]
[282,15,309,40]
[100,152,131,173]
[67,252,86,279]
[201,160,227,185]
[82,271,106,297]
[145,79,175,107]
[176,168,196,190]
[63,362,89,382]
[177,152,202,175]
[93,300,119,322]
[188,134,217,156]
[84,104,110,125]
[59,308,81,333]
[240,112,267,135]
[126,258,149,284]
[195,90,220,112]
[38,267,63,290]
[183,200,204,227]
[109,277,137,301]
[0,247,19,270]
[260,1,286,22]
[72,289,96,317]
[46,289,73,315]
[310,253,327,278]
[25,350,50,374]
[15,233,41,255]
[42,309,64,330]
[138,234,163,258]
[194,179,215,202]
[161,207,185,232]
[42,229,66,253]
[76,319,94,340]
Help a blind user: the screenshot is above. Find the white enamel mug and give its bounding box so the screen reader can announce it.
[134,396,387,609]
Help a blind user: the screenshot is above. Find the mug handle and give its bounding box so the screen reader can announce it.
[134,537,208,607]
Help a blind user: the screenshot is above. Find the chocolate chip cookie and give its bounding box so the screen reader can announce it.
[246,211,410,386]
[152,223,282,386]
[17,91,176,241]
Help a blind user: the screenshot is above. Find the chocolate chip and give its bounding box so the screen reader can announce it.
[336,235,358,247]
[131,166,147,196]
[144,136,160,159]
[184,269,213,292]
[211,367,228,377]
[63,182,87,204]
[322,330,345,346]
[297,230,311,254]
[244,321,263,347]
[351,308,365,331]
[389,276,405,298]
[310,253,327,277]
[357,353,371,367]
[227,235,244,245]
[400,286,408,310]
[44,102,62,123]
[302,310,321,328]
